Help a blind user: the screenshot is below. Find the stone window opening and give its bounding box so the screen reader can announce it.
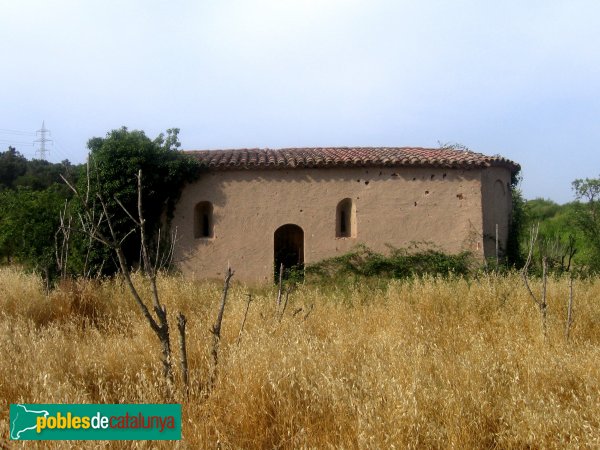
[336,198,356,238]
[194,201,213,238]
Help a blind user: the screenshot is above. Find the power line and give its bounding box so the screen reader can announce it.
[0,128,36,136]
[48,138,71,162]
[2,125,77,163]
[0,139,34,146]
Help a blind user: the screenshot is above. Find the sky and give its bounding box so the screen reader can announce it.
[1,0,599,204]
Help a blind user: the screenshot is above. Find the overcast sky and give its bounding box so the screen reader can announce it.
[1,0,599,203]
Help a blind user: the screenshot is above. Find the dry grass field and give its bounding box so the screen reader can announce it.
[1,266,599,449]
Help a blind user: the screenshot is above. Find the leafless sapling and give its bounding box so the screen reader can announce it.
[61,167,176,382]
[209,265,234,389]
[54,200,71,280]
[521,223,549,336]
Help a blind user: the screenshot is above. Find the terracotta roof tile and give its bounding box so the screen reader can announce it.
[185,147,520,172]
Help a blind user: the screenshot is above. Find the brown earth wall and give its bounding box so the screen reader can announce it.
[172,166,504,282]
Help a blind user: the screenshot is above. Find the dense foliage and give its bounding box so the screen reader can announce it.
[521,188,600,274]
[0,146,79,193]
[0,187,66,275]
[571,177,600,272]
[0,128,200,279]
[505,174,526,267]
[75,127,200,275]
[0,147,81,277]
[306,244,473,281]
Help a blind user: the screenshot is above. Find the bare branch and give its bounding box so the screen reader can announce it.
[119,227,138,246]
[303,304,314,321]
[96,194,117,246]
[237,293,252,344]
[60,174,79,197]
[279,287,291,322]
[276,263,284,307]
[85,156,90,205]
[212,265,235,339]
[114,195,140,226]
[177,312,189,399]
[566,276,574,341]
[154,228,162,273]
[159,227,178,272]
[114,246,160,333]
[541,256,548,337]
[521,223,541,307]
[210,265,235,389]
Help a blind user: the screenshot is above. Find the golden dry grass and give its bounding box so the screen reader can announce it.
[1,267,599,449]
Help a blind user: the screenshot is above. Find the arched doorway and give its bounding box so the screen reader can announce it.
[274,224,304,281]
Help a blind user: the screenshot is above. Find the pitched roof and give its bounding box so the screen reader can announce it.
[185,147,520,173]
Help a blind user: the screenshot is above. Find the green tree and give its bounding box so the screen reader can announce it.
[14,158,79,194]
[0,146,27,190]
[0,146,80,194]
[572,176,600,271]
[72,127,199,275]
[0,187,64,276]
[0,148,80,278]
[524,199,579,242]
[520,198,582,274]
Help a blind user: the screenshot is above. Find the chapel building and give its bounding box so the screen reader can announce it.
[171,147,520,282]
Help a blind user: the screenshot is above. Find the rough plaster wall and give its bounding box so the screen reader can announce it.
[172,166,485,282]
[480,167,513,259]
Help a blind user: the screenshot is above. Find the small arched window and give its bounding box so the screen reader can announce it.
[336,198,356,238]
[194,201,213,238]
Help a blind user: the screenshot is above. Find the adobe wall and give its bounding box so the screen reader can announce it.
[171,166,487,283]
